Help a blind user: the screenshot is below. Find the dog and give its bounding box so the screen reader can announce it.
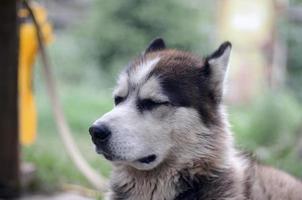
[89,38,302,200]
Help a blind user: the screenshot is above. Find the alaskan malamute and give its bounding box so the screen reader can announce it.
[89,38,302,200]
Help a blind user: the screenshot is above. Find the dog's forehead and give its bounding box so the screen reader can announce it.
[114,50,204,97]
[128,55,160,85]
[153,50,204,73]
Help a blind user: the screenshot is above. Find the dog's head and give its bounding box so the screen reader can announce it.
[89,38,232,170]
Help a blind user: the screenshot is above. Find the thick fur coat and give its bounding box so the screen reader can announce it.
[89,38,302,200]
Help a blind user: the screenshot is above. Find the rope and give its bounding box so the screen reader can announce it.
[23,0,108,192]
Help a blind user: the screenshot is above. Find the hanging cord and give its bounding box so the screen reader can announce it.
[23,0,108,192]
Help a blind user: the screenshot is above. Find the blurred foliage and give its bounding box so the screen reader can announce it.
[232,91,301,149]
[24,34,114,192]
[23,74,113,192]
[287,0,302,101]
[78,0,213,75]
[230,90,302,177]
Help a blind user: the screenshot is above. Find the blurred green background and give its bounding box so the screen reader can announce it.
[22,0,302,195]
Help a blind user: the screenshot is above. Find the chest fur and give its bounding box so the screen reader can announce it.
[108,168,241,200]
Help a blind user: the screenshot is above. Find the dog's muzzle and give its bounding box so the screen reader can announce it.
[89,123,159,168]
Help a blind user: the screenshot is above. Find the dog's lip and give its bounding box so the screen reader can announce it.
[103,152,114,161]
[96,148,118,161]
[136,154,157,164]
[96,147,157,164]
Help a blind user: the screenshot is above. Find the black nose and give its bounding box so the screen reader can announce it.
[89,124,111,143]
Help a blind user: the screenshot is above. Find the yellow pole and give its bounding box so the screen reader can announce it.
[18,4,53,145]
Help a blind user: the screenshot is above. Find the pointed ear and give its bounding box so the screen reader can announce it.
[204,41,232,101]
[144,38,166,54]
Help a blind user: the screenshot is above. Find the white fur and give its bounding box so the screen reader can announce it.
[208,46,231,95]
[113,72,128,98]
[138,76,169,102]
[130,57,160,84]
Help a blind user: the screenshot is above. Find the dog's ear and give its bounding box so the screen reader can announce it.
[144,38,166,54]
[203,41,232,101]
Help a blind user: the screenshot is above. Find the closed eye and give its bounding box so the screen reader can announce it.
[137,99,170,111]
[114,96,125,105]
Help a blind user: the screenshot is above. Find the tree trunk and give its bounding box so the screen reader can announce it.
[0,0,20,198]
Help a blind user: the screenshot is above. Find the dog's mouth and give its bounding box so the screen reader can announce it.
[96,148,121,161]
[96,146,158,166]
[103,152,114,161]
[136,154,157,164]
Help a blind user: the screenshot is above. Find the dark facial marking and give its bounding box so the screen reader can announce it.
[114,96,125,105]
[125,43,227,126]
[137,98,170,112]
[148,50,222,126]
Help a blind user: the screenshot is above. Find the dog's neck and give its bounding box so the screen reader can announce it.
[108,150,244,200]
[109,162,181,200]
